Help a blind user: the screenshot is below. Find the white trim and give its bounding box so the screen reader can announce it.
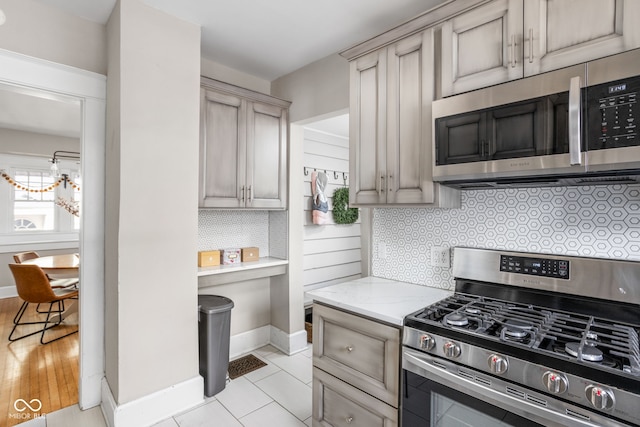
[0,49,106,410]
[229,325,271,359]
[270,326,308,356]
[0,48,106,100]
[0,240,78,254]
[100,376,204,427]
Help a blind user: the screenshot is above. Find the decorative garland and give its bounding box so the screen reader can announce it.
[56,197,80,217]
[0,170,80,192]
[332,187,358,224]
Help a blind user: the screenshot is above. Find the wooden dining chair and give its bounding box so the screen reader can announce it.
[12,251,40,264]
[8,263,79,344]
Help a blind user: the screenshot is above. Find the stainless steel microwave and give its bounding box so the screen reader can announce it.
[432,49,640,189]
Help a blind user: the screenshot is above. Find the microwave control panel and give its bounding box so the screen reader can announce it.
[500,255,569,279]
[589,76,639,148]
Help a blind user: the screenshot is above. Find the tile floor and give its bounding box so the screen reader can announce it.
[156,345,313,427]
[21,344,313,427]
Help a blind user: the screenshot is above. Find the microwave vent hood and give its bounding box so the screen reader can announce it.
[442,172,640,190]
[432,49,640,189]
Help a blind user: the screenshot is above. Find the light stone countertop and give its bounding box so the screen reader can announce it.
[305,276,453,327]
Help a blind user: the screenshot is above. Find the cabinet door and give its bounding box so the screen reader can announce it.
[524,0,640,77]
[441,0,524,96]
[199,89,246,208]
[349,49,387,205]
[313,368,398,427]
[386,30,435,204]
[246,101,287,209]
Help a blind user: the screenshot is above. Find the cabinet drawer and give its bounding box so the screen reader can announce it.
[313,368,398,427]
[312,303,400,407]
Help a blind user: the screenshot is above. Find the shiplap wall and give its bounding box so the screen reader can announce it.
[302,128,361,291]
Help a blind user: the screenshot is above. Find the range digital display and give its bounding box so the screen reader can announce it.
[500,255,569,279]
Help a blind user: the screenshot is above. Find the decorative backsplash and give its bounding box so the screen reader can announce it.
[198,210,288,258]
[372,185,640,290]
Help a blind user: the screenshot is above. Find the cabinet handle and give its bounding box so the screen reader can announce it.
[528,28,534,63]
[510,34,516,68]
[240,186,245,202]
[379,175,385,195]
[569,76,582,165]
[346,345,354,352]
[388,175,393,192]
[248,185,253,203]
[346,416,353,424]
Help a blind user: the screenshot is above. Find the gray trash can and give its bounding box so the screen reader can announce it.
[198,295,234,397]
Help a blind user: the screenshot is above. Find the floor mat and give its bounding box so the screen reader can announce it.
[228,354,267,379]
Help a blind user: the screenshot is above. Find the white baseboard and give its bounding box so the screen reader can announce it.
[0,285,17,299]
[270,326,308,356]
[228,325,308,358]
[229,325,271,359]
[100,376,203,427]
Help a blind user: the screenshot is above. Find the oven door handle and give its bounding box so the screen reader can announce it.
[403,348,628,427]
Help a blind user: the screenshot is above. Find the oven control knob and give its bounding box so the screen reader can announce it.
[443,341,461,358]
[585,385,614,410]
[542,371,568,394]
[419,334,435,351]
[488,354,508,374]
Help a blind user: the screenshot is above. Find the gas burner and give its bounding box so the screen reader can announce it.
[464,307,481,315]
[445,313,469,327]
[565,342,604,362]
[501,319,534,340]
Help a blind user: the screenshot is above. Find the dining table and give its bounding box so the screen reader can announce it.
[22,253,79,279]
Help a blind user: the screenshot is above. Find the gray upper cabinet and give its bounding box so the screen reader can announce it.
[349,30,460,207]
[199,78,289,209]
[442,0,640,96]
[441,0,523,97]
[524,0,640,77]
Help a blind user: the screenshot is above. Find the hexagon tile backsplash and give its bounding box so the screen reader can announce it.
[372,185,640,290]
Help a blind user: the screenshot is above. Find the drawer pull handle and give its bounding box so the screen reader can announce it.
[346,416,353,424]
[346,345,354,352]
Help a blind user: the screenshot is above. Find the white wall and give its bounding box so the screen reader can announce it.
[0,128,80,155]
[201,57,271,95]
[0,0,107,74]
[271,54,349,123]
[105,0,201,415]
[302,128,361,293]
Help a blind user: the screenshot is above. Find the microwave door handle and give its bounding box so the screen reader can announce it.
[569,76,582,165]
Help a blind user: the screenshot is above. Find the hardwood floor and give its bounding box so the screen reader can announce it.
[0,297,78,426]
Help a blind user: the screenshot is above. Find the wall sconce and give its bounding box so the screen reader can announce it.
[49,151,80,187]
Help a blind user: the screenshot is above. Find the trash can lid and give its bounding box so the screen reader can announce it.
[198,295,234,314]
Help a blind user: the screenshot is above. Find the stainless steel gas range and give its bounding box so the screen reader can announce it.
[402,247,640,427]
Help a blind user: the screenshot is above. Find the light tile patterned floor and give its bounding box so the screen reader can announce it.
[21,345,313,427]
[157,345,313,427]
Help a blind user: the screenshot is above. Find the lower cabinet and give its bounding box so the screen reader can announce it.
[312,303,400,426]
[313,368,398,427]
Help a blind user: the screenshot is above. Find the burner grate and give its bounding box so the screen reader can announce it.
[407,293,640,377]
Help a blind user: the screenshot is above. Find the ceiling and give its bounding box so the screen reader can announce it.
[4,0,447,139]
[35,0,447,81]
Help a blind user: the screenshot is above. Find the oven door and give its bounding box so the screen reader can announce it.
[402,348,632,427]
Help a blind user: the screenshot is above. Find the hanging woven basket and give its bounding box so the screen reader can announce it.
[332,187,358,224]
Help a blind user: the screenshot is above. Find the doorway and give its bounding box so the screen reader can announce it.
[0,50,106,421]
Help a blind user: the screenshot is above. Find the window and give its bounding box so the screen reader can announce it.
[0,154,80,245]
